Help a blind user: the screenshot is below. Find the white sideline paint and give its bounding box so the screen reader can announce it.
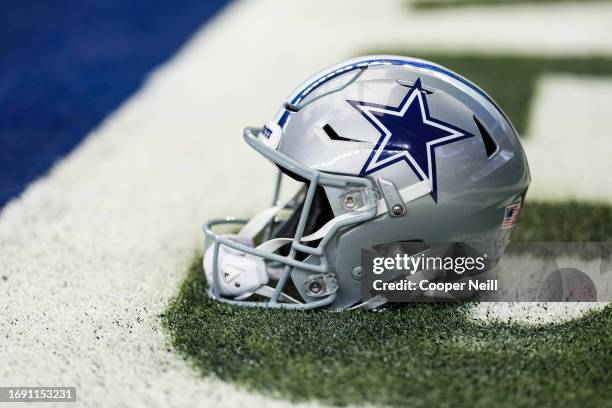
[471,254,610,325]
[471,302,607,325]
[1,0,612,406]
[523,76,612,202]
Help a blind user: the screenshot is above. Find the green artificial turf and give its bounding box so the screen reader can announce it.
[361,54,612,135]
[411,0,612,10]
[162,201,612,407]
[512,201,612,242]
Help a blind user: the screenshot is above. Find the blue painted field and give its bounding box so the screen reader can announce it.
[0,0,229,206]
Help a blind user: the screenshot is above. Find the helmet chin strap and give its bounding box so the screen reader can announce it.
[376,179,432,216]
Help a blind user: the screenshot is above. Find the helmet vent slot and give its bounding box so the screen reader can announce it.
[323,124,358,143]
[473,115,498,158]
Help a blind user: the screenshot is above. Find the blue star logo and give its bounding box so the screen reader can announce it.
[347,78,474,202]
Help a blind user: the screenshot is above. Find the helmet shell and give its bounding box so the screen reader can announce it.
[270,56,530,309]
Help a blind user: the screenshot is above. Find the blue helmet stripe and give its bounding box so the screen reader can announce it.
[277,58,511,130]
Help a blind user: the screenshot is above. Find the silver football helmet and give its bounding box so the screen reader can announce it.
[203,55,530,310]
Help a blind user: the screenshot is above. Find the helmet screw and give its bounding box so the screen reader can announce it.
[307,280,322,294]
[343,194,357,210]
[351,266,363,281]
[391,204,404,216]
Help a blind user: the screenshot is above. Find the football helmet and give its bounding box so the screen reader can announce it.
[203,55,530,310]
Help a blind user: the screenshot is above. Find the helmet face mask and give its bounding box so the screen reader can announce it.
[203,55,531,310]
[204,128,380,310]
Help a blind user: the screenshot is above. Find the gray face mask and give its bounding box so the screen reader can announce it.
[204,127,380,309]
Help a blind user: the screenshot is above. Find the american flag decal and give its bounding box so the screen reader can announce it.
[502,203,522,229]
